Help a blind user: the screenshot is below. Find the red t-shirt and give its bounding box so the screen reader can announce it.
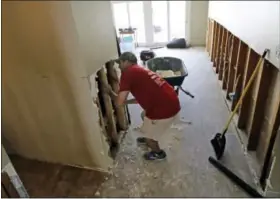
[119,65,180,120]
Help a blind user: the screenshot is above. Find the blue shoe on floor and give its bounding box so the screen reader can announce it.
[143,150,167,161]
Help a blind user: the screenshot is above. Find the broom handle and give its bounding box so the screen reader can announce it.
[222,49,269,136]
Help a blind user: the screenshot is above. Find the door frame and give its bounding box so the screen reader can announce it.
[111,1,190,47]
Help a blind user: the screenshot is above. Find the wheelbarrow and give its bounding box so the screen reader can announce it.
[146,57,194,98]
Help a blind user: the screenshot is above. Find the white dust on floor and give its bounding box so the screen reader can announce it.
[96,117,191,197]
[96,47,253,197]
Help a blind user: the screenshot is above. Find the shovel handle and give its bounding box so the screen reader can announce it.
[209,156,263,197]
[221,49,269,136]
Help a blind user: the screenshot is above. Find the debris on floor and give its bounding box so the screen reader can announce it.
[97,48,256,197]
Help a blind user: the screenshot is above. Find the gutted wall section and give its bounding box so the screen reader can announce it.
[208,1,280,69]
[207,19,280,194]
[2,1,117,170]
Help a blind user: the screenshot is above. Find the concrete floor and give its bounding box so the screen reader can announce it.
[97,47,256,197]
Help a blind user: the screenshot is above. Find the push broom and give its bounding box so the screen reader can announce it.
[210,49,269,160]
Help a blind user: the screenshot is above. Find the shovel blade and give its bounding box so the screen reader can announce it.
[211,133,226,160]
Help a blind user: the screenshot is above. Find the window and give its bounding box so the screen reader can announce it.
[129,1,146,43]
[169,1,186,39]
[112,3,129,32]
[152,1,168,43]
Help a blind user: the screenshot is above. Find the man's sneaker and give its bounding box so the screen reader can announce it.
[143,150,167,161]
[136,137,147,145]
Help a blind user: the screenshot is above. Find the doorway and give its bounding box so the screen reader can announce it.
[111,1,187,47]
[112,1,146,48]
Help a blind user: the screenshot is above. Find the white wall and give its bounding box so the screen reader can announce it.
[187,1,209,46]
[2,1,116,171]
[208,1,280,69]
[70,1,118,75]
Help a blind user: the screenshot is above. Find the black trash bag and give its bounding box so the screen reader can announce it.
[166,38,188,49]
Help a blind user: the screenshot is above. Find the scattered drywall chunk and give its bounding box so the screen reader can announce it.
[95,190,100,196]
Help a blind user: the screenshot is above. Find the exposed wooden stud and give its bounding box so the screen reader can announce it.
[212,21,218,62]
[257,70,280,162]
[216,27,224,76]
[208,19,214,56]
[226,36,239,97]
[237,49,259,130]
[210,21,215,60]
[260,94,280,189]
[247,60,274,150]
[207,19,280,183]
[211,21,218,63]
[125,104,131,125]
[210,20,214,55]
[218,28,227,81]
[96,67,118,142]
[206,19,210,53]
[215,24,222,73]
[214,23,220,70]
[232,74,241,97]
[95,96,109,142]
[231,40,248,111]
[105,61,128,131]
[221,31,231,88]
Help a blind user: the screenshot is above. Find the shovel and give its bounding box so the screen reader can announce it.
[211,49,269,160]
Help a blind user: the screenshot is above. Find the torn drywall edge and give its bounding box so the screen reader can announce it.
[58,62,112,169]
[82,71,114,169]
[89,68,122,163]
[67,162,112,175]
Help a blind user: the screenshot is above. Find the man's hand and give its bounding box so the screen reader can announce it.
[103,86,137,106]
[103,84,118,99]
[109,75,119,83]
[103,84,113,95]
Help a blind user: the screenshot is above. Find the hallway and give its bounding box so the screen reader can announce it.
[96,47,256,197]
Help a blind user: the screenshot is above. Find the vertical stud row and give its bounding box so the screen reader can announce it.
[206,18,280,188]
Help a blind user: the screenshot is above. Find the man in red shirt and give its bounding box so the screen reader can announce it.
[107,52,180,161]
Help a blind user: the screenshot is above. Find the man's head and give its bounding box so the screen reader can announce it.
[115,52,137,71]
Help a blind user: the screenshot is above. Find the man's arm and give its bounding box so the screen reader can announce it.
[117,91,130,106]
[109,89,137,105]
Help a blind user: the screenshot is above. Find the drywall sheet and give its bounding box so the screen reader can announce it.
[209,1,280,69]
[2,1,116,170]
